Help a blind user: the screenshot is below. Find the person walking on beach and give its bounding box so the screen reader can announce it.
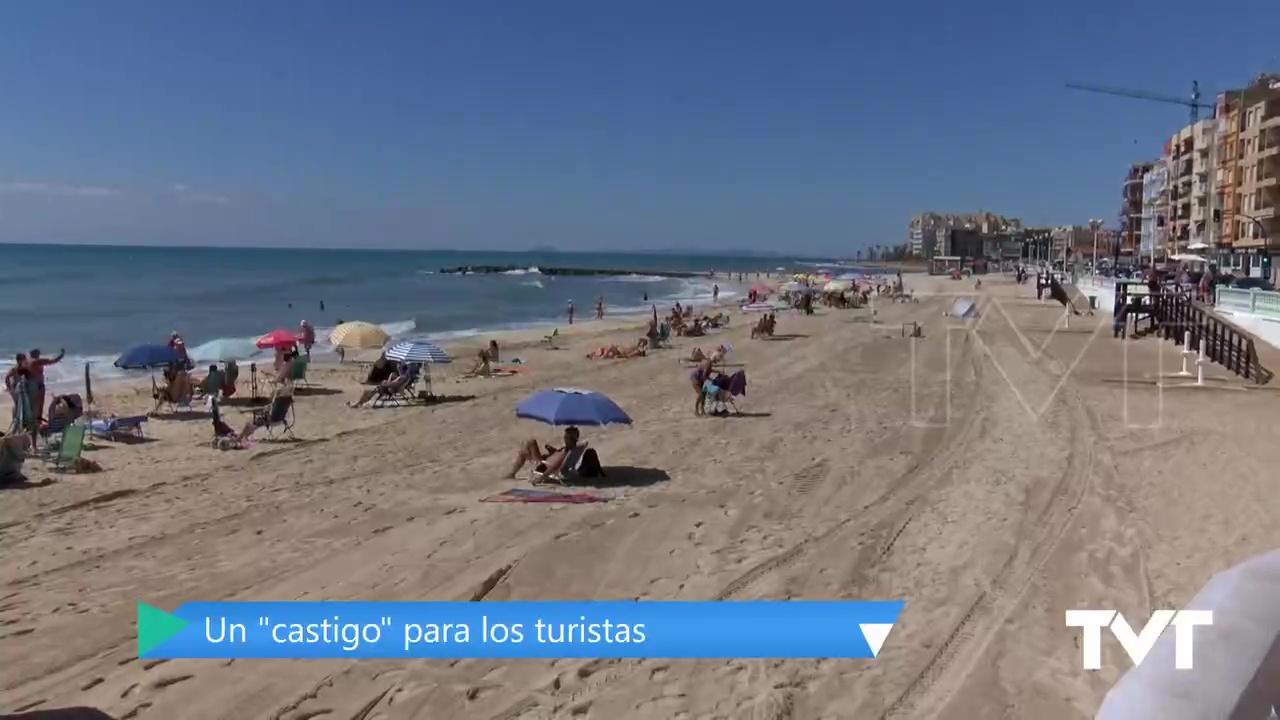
[567,300,575,325]
[299,320,316,358]
[27,348,64,424]
[713,284,720,303]
[595,296,604,320]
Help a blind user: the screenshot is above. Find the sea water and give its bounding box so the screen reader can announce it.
[0,244,856,387]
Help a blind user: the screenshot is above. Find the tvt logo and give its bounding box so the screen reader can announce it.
[1066,609,1213,669]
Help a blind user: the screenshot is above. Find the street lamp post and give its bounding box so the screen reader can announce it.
[1088,218,1104,276]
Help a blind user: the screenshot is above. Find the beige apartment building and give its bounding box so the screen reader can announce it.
[1216,74,1280,275]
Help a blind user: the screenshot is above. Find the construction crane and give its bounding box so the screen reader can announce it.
[1065,81,1215,123]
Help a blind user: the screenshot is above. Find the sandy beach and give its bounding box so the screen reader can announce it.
[3,274,1279,719]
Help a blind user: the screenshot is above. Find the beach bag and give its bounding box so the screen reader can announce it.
[577,448,605,478]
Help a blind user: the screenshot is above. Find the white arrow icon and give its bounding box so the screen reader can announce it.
[859,623,894,658]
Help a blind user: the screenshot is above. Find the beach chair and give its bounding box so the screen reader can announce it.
[39,394,84,451]
[531,443,589,485]
[49,424,86,472]
[290,357,310,388]
[260,396,296,440]
[542,328,559,348]
[88,415,148,441]
[209,398,242,449]
[370,366,418,408]
[657,322,672,347]
[152,376,193,414]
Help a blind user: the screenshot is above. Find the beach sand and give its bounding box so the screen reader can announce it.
[2,275,1278,719]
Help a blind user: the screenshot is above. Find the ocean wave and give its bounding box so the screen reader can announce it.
[606,274,667,283]
[521,279,545,289]
[502,266,542,276]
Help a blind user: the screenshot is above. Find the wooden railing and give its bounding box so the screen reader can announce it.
[1121,286,1273,385]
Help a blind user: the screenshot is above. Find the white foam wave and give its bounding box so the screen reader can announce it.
[521,279,545,289]
[606,273,667,283]
[502,266,542,275]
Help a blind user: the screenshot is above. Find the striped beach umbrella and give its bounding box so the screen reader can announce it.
[329,321,389,350]
[385,340,451,364]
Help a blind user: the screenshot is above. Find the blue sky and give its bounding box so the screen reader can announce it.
[1,1,1277,253]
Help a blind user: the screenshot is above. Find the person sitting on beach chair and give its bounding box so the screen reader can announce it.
[193,364,226,400]
[151,362,193,415]
[349,363,413,408]
[506,426,584,480]
[237,358,295,441]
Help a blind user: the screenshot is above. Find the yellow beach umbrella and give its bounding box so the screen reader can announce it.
[329,321,389,349]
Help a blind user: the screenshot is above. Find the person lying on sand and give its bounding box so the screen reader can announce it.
[507,426,580,479]
[349,364,413,408]
[587,339,648,360]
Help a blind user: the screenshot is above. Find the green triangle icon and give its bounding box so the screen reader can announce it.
[137,602,189,656]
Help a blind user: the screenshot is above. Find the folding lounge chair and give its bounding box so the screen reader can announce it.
[152,376,193,414]
[259,396,296,440]
[290,358,310,388]
[531,443,589,485]
[542,328,559,348]
[88,415,148,441]
[39,394,84,452]
[370,365,419,408]
[654,323,672,348]
[209,398,242,449]
[48,424,87,472]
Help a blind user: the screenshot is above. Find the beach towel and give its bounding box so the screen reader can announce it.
[713,370,747,397]
[481,487,608,504]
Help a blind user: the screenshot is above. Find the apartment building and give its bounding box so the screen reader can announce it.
[1214,74,1280,277]
[1236,76,1280,248]
[1120,161,1154,257]
[1141,163,1170,257]
[907,211,1024,258]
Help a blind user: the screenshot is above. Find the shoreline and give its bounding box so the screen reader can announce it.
[5,277,759,404]
[5,275,760,394]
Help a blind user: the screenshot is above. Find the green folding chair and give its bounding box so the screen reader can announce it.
[51,424,87,472]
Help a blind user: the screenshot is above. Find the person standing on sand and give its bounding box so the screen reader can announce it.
[595,296,604,320]
[27,348,64,424]
[713,284,719,303]
[689,357,713,416]
[567,300,575,325]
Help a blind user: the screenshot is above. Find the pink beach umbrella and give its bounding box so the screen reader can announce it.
[255,329,300,350]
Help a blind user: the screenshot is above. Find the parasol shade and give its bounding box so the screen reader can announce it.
[385,340,451,364]
[516,388,632,427]
[115,344,182,370]
[256,329,300,350]
[329,321,389,349]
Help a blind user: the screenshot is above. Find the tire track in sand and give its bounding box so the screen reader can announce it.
[714,332,987,602]
[878,320,1099,720]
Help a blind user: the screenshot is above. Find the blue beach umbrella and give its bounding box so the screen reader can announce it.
[516,388,632,427]
[114,344,181,370]
[385,340,451,364]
